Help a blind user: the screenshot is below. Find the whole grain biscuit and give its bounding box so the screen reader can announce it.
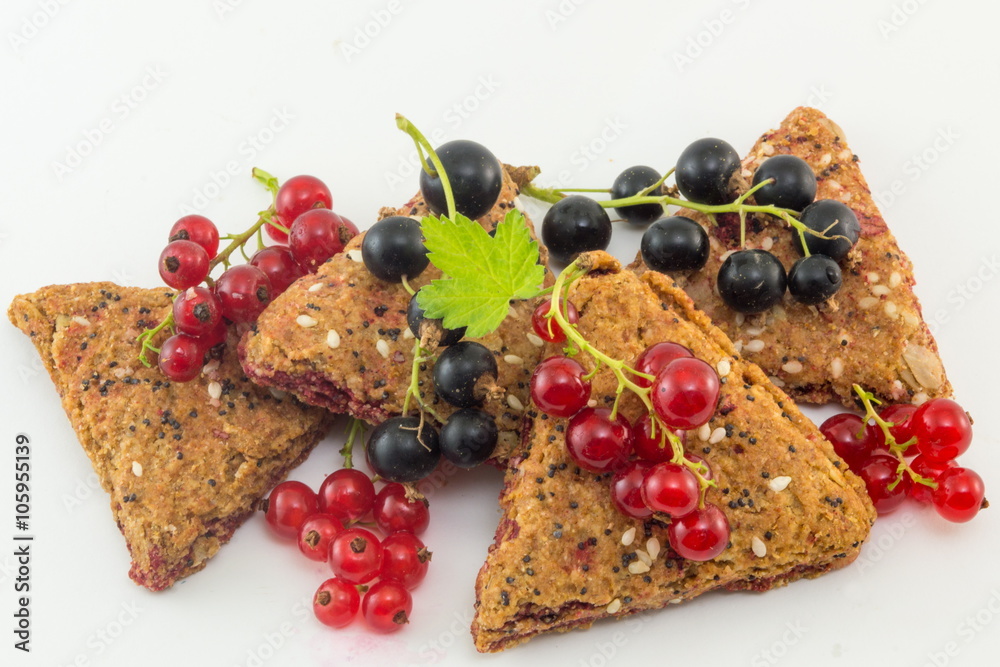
[472,252,875,652]
[631,107,950,407]
[240,164,550,462]
[8,283,333,591]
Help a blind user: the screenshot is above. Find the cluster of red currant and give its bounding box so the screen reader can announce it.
[144,172,357,381]
[263,466,431,633]
[527,293,730,562]
[821,388,985,522]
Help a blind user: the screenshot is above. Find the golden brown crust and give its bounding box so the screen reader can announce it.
[240,164,551,462]
[8,283,332,591]
[471,252,875,652]
[630,107,951,408]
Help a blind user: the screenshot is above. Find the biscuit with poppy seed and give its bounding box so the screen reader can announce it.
[8,283,333,591]
[471,252,875,652]
[631,106,951,408]
[239,164,552,463]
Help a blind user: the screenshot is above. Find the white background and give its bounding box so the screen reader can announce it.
[2,1,999,665]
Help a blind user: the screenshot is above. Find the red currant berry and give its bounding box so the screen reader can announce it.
[373,483,429,536]
[214,264,272,323]
[318,469,376,523]
[908,455,956,504]
[856,455,910,514]
[265,213,290,244]
[610,460,653,519]
[880,403,917,448]
[529,356,591,418]
[932,467,985,523]
[198,318,229,351]
[667,503,730,561]
[329,527,382,584]
[313,577,359,628]
[911,398,973,462]
[565,407,633,473]
[650,357,720,430]
[820,413,875,469]
[263,480,319,539]
[172,286,222,337]
[632,413,675,463]
[250,246,306,296]
[864,420,888,455]
[275,175,333,241]
[289,209,356,272]
[169,214,219,258]
[156,334,204,382]
[641,462,700,518]
[297,513,345,562]
[530,299,579,344]
[158,240,210,290]
[380,532,431,590]
[633,342,694,388]
[337,215,360,237]
[361,580,412,633]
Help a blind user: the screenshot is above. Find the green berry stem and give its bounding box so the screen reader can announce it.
[852,384,934,492]
[135,313,174,367]
[556,187,612,193]
[549,261,655,416]
[340,417,366,469]
[522,176,831,255]
[395,114,457,220]
[548,259,717,502]
[136,168,285,367]
[519,183,563,205]
[402,340,444,423]
[635,167,674,199]
[400,275,417,297]
[734,177,773,249]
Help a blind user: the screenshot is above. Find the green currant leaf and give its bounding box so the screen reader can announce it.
[417,210,544,338]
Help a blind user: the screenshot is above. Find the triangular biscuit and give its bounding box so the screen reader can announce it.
[632,107,950,407]
[472,252,875,652]
[240,164,550,462]
[8,283,332,590]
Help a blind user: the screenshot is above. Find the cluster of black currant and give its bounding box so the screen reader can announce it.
[530,138,861,314]
[357,120,512,482]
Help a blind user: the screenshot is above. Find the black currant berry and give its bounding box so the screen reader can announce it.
[675,138,740,205]
[795,199,860,261]
[361,216,429,282]
[787,254,842,305]
[406,292,465,347]
[611,165,663,225]
[439,408,498,468]
[432,341,498,408]
[751,155,817,211]
[541,195,612,265]
[717,249,787,314]
[365,416,441,483]
[640,216,710,273]
[419,140,503,221]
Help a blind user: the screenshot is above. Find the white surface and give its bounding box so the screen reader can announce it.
[2,1,999,665]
